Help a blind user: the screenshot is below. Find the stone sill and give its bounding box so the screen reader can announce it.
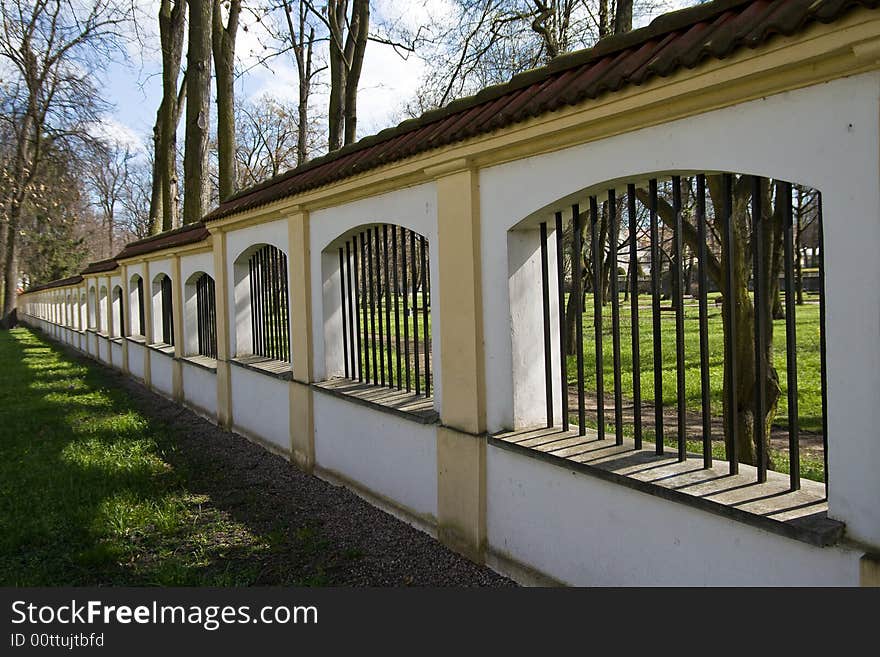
[147,343,175,357]
[490,426,844,548]
[230,355,292,381]
[181,355,218,372]
[125,335,146,345]
[313,378,439,425]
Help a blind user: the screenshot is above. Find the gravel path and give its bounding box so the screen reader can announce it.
[103,361,513,587]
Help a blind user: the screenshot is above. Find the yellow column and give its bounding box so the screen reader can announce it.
[120,265,129,374]
[287,209,315,472]
[433,163,487,562]
[171,255,184,401]
[142,260,153,387]
[212,229,233,429]
[104,275,113,366]
[862,554,880,587]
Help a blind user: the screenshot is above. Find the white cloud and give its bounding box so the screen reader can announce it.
[89,117,148,154]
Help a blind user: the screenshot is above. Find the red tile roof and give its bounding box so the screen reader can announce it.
[25,275,84,293]
[205,0,878,223]
[115,221,210,260]
[80,259,120,275]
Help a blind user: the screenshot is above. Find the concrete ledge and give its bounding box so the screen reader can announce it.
[230,355,293,381]
[313,378,439,425]
[489,430,844,548]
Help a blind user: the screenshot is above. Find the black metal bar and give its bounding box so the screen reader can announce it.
[782,181,800,490]
[281,251,290,363]
[251,252,260,356]
[360,233,371,382]
[402,227,411,392]
[672,176,686,462]
[346,240,357,378]
[540,221,553,428]
[609,190,623,445]
[590,196,605,441]
[352,237,362,381]
[392,228,402,389]
[649,179,664,455]
[368,231,378,384]
[722,173,739,474]
[752,175,768,484]
[383,225,393,388]
[817,193,828,493]
[411,230,421,395]
[696,175,712,468]
[375,226,385,386]
[627,184,642,449]
[138,277,145,336]
[555,211,569,432]
[572,203,586,436]
[420,234,430,397]
[340,248,349,378]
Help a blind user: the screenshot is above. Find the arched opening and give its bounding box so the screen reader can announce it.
[129,274,146,337]
[151,273,174,346]
[505,171,825,493]
[322,224,432,399]
[79,291,87,330]
[111,285,125,337]
[98,285,108,333]
[233,244,290,363]
[184,272,217,359]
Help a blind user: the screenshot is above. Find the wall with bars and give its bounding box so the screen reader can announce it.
[15,66,880,586]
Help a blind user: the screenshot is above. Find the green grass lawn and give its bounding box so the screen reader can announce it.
[0,328,330,586]
[570,292,823,433]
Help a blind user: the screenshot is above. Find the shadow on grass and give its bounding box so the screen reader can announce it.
[0,328,341,586]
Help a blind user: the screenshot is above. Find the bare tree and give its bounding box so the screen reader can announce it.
[183,0,213,224]
[0,0,131,325]
[150,0,186,234]
[213,0,242,201]
[85,142,135,259]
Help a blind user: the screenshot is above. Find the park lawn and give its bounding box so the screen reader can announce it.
[0,328,328,586]
[569,293,823,433]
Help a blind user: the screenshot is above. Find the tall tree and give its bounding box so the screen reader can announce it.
[212,0,242,202]
[150,0,187,234]
[0,0,130,325]
[182,0,213,224]
[282,0,318,165]
[321,0,370,150]
[85,143,134,259]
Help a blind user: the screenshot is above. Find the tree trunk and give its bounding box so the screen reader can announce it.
[158,0,186,232]
[343,0,369,146]
[614,0,633,34]
[148,120,163,234]
[212,0,240,202]
[183,0,212,224]
[1,217,18,324]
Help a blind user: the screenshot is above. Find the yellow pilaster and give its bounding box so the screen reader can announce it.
[287,209,315,471]
[171,255,184,401]
[142,260,153,388]
[120,265,129,374]
[861,554,880,587]
[433,163,487,562]
[104,275,113,366]
[212,229,233,429]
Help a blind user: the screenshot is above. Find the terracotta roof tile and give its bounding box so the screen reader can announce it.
[205,0,878,224]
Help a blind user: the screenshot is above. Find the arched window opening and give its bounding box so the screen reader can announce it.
[247,245,289,362]
[98,286,108,333]
[333,225,432,398]
[129,275,146,337]
[112,286,125,337]
[185,273,217,359]
[152,274,175,346]
[506,173,826,497]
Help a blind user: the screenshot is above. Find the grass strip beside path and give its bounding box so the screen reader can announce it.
[0,328,508,587]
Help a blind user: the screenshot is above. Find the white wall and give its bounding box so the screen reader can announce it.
[226,219,289,359]
[110,341,123,368]
[314,391,438,521]
[479,72,880,547]
[128,342,145,381]
[181,252,215,357]
[229,365,290,451]
[182,361,217,417]
[309,182,442,415]
[149,349,174,396]
[487,444,862,586]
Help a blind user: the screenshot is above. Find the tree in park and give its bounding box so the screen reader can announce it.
[0,0,131,326]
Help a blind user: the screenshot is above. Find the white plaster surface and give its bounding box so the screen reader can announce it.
[314,391,438,520]
[230,365,290,451]
[149,349,174,396]
[182,361,217,417]
[486,444,862,586]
